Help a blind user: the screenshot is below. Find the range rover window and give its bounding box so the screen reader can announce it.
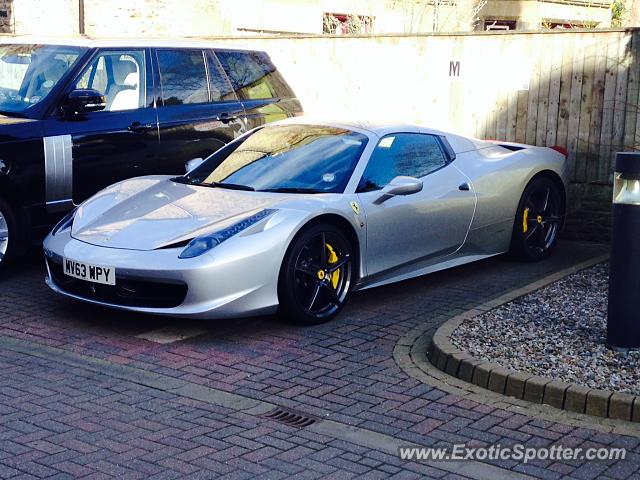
[357,133,448,192]
[0,44,85,113]
[215,50,290,100]
[205,50,236,102]
[75,49,146,111]
[157,49,209,105]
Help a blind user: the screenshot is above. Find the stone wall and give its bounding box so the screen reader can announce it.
[0,0,11,33]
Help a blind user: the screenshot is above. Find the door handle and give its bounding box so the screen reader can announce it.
[459,182,470,191]
[216,113,236,124]
[127,122,154,133]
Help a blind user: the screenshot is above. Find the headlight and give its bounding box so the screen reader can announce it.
[51,209,76,236]
[178,209,276,259]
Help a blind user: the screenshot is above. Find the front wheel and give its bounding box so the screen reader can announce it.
[0,196,16,273]
[278,223,353,325]
[510,176,564,261]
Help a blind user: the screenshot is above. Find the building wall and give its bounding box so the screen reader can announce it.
[12,0,79,35]
[0,0,615,36]
[0,0,11,33]
[479,0,613,30]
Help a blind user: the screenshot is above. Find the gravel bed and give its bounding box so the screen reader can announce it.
[451,262,640,396]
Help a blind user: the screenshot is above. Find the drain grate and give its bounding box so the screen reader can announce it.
[262,407,317,427]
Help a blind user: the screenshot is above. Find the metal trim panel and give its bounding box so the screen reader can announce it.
[44,135,73,212]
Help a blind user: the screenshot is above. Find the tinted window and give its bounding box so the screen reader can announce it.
[157,49,209,105]
[215,50,292,100]
[75,50,146,111]
[205,51,236,102]
[357,133,448,192]
[184,125,368,194]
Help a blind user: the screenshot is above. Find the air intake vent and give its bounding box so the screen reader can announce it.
[262,407,316,427]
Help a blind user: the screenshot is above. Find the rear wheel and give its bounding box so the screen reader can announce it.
[0,196,16,273]
[510,176,564,261]
[278,223,353,325]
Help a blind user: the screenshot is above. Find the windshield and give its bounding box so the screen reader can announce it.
[183,124,369,193]
[0,44,86,114]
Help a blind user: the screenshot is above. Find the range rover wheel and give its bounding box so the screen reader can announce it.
[278,223,353,325]
[510,176,564,261]
[0,196,16,273]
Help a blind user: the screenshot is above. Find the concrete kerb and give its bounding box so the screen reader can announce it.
[394,252,640,437]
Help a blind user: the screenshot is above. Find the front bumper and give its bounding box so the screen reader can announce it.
[43,230,287,319]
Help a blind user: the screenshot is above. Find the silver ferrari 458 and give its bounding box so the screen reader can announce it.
[43,119,569,324]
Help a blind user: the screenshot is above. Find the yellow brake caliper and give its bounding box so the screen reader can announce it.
[522,207,530,233]
[325,243,340,289]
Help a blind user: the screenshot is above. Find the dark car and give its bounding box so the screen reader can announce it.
[0,38,302,270]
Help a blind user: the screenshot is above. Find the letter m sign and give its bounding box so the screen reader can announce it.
[449,60,461,77]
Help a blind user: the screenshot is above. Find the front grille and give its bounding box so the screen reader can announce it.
[47,259,187,309]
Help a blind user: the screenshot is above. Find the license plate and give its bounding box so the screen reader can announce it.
[63,258,115,286]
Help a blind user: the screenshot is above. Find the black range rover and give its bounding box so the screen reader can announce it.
[0,38,302,270]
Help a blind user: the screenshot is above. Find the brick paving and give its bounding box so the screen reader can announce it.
[1,241,639,479]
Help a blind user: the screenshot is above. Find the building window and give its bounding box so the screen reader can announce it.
[484,19,517,31]
[323,13,374,35]
[544,21,591,29]
[0,11,8,18]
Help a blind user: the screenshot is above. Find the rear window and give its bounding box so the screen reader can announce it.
[214,50,293,100]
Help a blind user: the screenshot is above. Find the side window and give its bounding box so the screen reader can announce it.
[157,49,209,105]
[76,56,107,92]
[357,133,448,192]
[205,51,236,102]
[74,50,146,112]
[215,50,291,100]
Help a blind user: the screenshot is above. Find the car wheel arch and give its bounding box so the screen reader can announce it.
[525,170,567,220]
[280,213,362,284]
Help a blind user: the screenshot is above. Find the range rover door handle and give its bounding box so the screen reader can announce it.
[127,122,154,133]
[216,113,236,124]
[459,182,470,191]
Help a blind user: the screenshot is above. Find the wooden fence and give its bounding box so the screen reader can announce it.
[219,29,640,238]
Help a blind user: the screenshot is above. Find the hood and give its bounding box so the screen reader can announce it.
[0,114,42,142]
[71,176,289,251]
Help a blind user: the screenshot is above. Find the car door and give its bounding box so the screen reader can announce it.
[44,48,160,204]
[153,48,246,175]
[214,49,302,130]
[356,132,476,278]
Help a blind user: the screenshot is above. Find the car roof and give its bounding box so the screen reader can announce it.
[272,117,495,153]
[0,35,257,52]
[274,117,450,138]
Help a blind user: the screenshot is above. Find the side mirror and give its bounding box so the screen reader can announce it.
[185,157,205,173]
[61,89,106,115]
[373,176,423,205]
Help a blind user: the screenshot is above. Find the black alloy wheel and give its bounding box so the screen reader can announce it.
[279,223,353,325]
[511,176,564,261]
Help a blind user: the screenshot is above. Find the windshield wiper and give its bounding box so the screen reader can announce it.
[260,187,326,194]
[171,176,190,184]
[204,181,255,191]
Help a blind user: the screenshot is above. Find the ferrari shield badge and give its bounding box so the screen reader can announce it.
[350,201,360,215]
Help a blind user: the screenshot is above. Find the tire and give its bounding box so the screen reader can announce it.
[278,223,353,325]
[510,176,564,261]
[0,195,17,273]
